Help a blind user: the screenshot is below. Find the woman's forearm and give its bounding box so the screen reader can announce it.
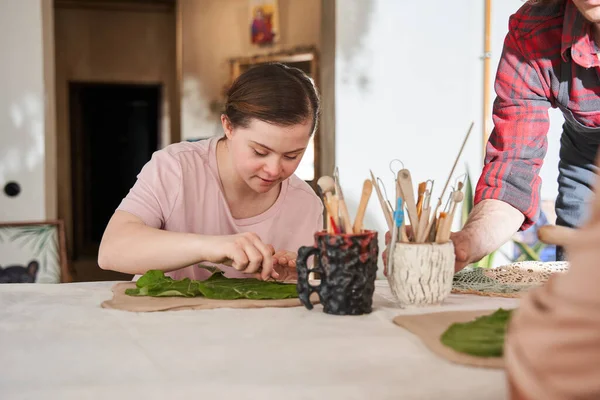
[98,212,207,274]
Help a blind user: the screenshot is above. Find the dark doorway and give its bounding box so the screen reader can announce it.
[69,83,160,279]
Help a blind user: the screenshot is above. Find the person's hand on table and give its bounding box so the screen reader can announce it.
[450,227,492,272]
[199,232,278,280]
[270,250,298,282]
[381,225,485,275]
[272,250,297,268]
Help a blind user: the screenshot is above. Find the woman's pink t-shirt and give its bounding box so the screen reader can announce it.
[116,136,323,280]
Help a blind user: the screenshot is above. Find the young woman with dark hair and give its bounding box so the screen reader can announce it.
[98,63,322,282]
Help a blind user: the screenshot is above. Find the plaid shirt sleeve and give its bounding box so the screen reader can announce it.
[474,24,553,231]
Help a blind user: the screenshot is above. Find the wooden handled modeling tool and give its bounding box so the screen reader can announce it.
[416,206,430,243]
[435,212,448,243]
[322,194,336,234]
[327,192,339,228]
[332,170,353,234]
[370,170,393,230]
[537,225,576,246]
[423,122,474,242]
[317,176,336,195]
[397,169,420,239]
[353,179,373,233]
[318,176,337,234]
[416,190,432,243]
[315,184,332,233]
[418,182,434,243]
[439,190,464,242]
[329,216,340,234]
[416,182,427,219]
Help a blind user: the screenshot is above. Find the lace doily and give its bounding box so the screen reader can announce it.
[452,261,569,298]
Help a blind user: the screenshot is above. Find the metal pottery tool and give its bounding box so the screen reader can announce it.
[370,170,393,231]
[387,198,404,276]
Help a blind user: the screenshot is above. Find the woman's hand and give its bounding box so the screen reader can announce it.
[273,250,297,268]
[199,232,277,280]
[271,250,298,282]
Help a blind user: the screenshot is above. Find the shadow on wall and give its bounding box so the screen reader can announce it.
[181,76,224,140]
[0,93,44,195]
[337,0,375,93]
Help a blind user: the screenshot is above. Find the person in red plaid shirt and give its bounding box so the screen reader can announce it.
[454,0,600,271]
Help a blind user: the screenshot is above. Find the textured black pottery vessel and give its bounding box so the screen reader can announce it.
[296,230,378,315]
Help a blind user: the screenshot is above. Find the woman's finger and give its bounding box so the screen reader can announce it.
[239,237,263,274]
[249,236,276,280]
[230,244,249,271]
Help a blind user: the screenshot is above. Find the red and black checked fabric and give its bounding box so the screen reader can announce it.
[475,0,600,230]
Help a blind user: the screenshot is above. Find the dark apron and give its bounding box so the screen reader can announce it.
[554,52,600,260]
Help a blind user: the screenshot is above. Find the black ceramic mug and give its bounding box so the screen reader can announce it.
[296,230,379,315]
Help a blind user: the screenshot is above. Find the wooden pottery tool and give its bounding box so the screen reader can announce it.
[416,182,427,219]
[353,179,373,233]
[317,176,336,234]
[329,193,339,228]
[370,170,393,231]
[333,168,353,234]
[329,216,340,234]
[422,122,474,242]
[416,190,432,243]
[435,212,448,243]
[439,190,464,243]
[317,175,336,196]
[397,169,420,238]
[537,225,576,246]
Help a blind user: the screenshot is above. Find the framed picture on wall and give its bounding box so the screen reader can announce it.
[249,0,280,46]
[0,220,72,284]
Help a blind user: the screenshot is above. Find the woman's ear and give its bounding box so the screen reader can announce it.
[221,115,234,139]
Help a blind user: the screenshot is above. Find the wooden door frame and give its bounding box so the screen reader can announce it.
[320,0,336,177]
[47,0,182,277]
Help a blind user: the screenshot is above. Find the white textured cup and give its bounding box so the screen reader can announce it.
[387,241,455,307]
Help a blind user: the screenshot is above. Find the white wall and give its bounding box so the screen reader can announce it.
[335,0,563,272]
[0,0,46,222]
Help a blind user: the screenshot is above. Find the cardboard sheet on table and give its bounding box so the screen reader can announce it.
[393,309,512,369]
[101,282,319,312]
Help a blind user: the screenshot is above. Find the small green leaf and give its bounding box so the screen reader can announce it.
[461,167,475,227]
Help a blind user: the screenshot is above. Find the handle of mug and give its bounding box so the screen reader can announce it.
[296,245,324,310]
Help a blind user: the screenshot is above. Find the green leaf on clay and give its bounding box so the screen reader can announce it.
[125,269,298,300]
[440,308,513,357]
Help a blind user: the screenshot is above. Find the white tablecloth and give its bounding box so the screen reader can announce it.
[0,280,518,400]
